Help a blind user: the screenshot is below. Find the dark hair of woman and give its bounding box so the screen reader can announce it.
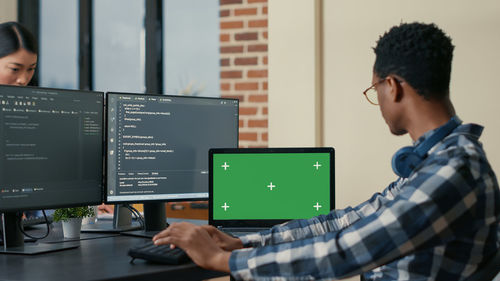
[0,21,38,58]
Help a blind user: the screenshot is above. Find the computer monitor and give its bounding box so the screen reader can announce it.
[0,85,104,254]
[105,92,239,237]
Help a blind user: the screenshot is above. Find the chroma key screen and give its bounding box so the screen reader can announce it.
[212,152,332,220]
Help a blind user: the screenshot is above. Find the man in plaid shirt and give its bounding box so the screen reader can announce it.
[153,22,500,280]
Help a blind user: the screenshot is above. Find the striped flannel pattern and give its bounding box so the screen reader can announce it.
[229,123,500,280]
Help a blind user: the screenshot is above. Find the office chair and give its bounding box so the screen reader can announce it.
[465,250,500,281]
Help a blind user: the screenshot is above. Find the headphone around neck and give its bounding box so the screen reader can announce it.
[391,116,462,178]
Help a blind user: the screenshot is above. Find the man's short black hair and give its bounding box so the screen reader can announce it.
[373,22,454,100]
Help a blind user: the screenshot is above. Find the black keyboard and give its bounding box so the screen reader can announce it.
[128,241,191,265]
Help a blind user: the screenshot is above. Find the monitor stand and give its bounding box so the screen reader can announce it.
[121,202,167,238]
[80,204,141,233]
[0,212,78,255]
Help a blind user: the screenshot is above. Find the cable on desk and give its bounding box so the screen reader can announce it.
[18,210,50,240]
[126,204,145,229]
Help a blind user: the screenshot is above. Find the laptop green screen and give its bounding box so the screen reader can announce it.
[213,152,332,220]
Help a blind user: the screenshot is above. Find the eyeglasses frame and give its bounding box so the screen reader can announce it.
[362,77,403,106]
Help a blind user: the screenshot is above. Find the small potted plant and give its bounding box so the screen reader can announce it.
[53,206,95,239]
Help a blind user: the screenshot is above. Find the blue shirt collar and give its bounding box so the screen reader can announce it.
[413,116,483,147]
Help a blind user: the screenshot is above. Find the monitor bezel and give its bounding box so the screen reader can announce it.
[0,84,105,212]
[104,91,240,204]
[208,147,335,228]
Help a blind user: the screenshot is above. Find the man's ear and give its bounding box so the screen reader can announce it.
[387,76,403,102]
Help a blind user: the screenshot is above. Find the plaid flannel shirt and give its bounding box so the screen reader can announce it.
[229,122,500,280]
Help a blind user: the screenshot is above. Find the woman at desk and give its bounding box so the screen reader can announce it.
[0,21,40,221]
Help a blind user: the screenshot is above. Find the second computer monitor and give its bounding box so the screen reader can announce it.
[0,85,104,253]
[0,85,104,212]
[106,92,239,204]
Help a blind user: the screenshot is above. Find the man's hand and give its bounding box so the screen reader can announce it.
[200,225,244,251]
[152,222,232,272]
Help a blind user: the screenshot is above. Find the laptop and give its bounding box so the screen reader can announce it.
[209,147,335,236]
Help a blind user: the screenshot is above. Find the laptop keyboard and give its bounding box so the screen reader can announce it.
[220,227,268,237]
[128,241,191,265]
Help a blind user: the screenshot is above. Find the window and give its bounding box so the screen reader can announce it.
[163,0,219,97]
[93,0,146,93]
[39,0,79,89]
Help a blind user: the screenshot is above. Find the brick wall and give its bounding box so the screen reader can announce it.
[220,0,268,148]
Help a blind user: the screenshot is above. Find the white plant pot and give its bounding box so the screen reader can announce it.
[61,218,83,239]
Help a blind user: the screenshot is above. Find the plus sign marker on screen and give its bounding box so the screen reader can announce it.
[213,153,331,220]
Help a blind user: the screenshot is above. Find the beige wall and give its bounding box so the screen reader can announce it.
[270,1,500,279]
[268,0,322,147]
[0,0,17,23]
[322,0,500,208]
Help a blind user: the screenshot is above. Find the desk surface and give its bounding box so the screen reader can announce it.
[0,223,226,281]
